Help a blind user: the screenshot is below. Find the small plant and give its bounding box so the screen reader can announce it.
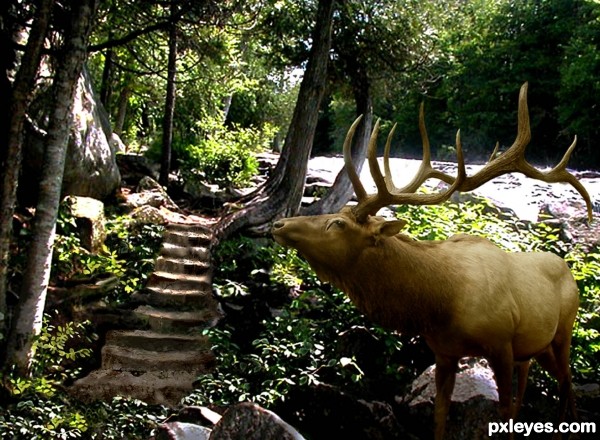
[52,202,164,305]
[103,215,164,304]
[0,313,95,438]
[186,238,406,409]
[4,313,94,398]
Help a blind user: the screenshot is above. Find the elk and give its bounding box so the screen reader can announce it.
[271,83,593,439]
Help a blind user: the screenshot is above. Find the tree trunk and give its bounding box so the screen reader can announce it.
[301,19,376,217]
[4,0,98,376]
[0,0,18,170]
[159,2,178,187]
[221,94,233,124]
[300,91,372,216]
[214,0,335,242]
[99,40,113,107]
[0,0,53,345]
[114,82,131,138]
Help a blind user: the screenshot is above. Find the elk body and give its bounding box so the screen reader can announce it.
[272,83,593,439]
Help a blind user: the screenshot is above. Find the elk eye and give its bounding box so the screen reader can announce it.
[327,219,345,230]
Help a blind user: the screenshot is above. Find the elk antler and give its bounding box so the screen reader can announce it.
[344,82,593,224]
[454,83,592,222]
[344,116,466,223]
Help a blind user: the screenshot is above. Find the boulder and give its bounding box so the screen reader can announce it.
[129,205,170,226]
[210,402,305,440]
[62,195,105,253]
[120,176,178,211]
[274,383,406,439]
[154,422,212,440]
[20,68,121,204]
[539,199,600,250]
[400,357,501,440]
[116,153,159,184]
[183,178,242,204]
[152,403,306,440]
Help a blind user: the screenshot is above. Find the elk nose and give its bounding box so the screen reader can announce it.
[272,220,285,230]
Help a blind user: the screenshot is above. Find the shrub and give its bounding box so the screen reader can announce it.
[53,202,164,305]
[182,118,276,188]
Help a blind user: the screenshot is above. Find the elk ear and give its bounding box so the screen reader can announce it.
[373,219,407,243]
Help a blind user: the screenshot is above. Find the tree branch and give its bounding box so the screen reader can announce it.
[88,21,170,52]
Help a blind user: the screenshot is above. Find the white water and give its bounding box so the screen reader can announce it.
[307,156,600,222]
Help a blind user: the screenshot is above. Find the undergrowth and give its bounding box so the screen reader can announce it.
[0,206,167,439]
[186,195,600,413]
[2,194,598,438]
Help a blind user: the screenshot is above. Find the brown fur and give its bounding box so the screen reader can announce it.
[272,208,579,439]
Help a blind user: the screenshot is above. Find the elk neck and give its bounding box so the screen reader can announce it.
[329,233,459,335]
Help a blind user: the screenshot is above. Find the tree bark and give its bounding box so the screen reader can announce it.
[0,0,18,170]
[300,90,372,216]
[159,2,178,187]
[301,11,377,216]
[99,40,114,107]
[114,82,131,137]
[4,0,99,375]
[214,0,335,242]
[0,0,53,344]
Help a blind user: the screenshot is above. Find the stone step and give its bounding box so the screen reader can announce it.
[134,305,221,332]
[154,256,211,275]
[105,329,211,352]
[144,285,216,309]
[160,242,211,260]
[70,369,200,407]
[102,344,216,373]
[166,223,212,234]
[146,271,212,291]
[162,228,212,247]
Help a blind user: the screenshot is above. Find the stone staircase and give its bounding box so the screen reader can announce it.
[71,222,223,407]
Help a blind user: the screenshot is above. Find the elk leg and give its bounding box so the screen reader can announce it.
[489,349,515,424]
[552,334,578,423]
[434,356,458,440]
[514,360,530,419]
[536,341,577,424]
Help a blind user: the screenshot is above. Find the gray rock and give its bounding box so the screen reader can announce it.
[130,205,170,226]
[404,358,498,406]
[209,402,305,440]
[120,176,178,211]
[575,383,600,399]
[116,153,159,184]
[155,422,212,440]
[62,195,105,253]
[21,68,121,202]
[401,357,501,440]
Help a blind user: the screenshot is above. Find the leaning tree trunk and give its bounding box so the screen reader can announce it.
[4,0,98,376]
[214,0,335,242]
[300,87,373,216]
[0,0,53,345]
[159,2,178,187]
[301,24,375,216]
